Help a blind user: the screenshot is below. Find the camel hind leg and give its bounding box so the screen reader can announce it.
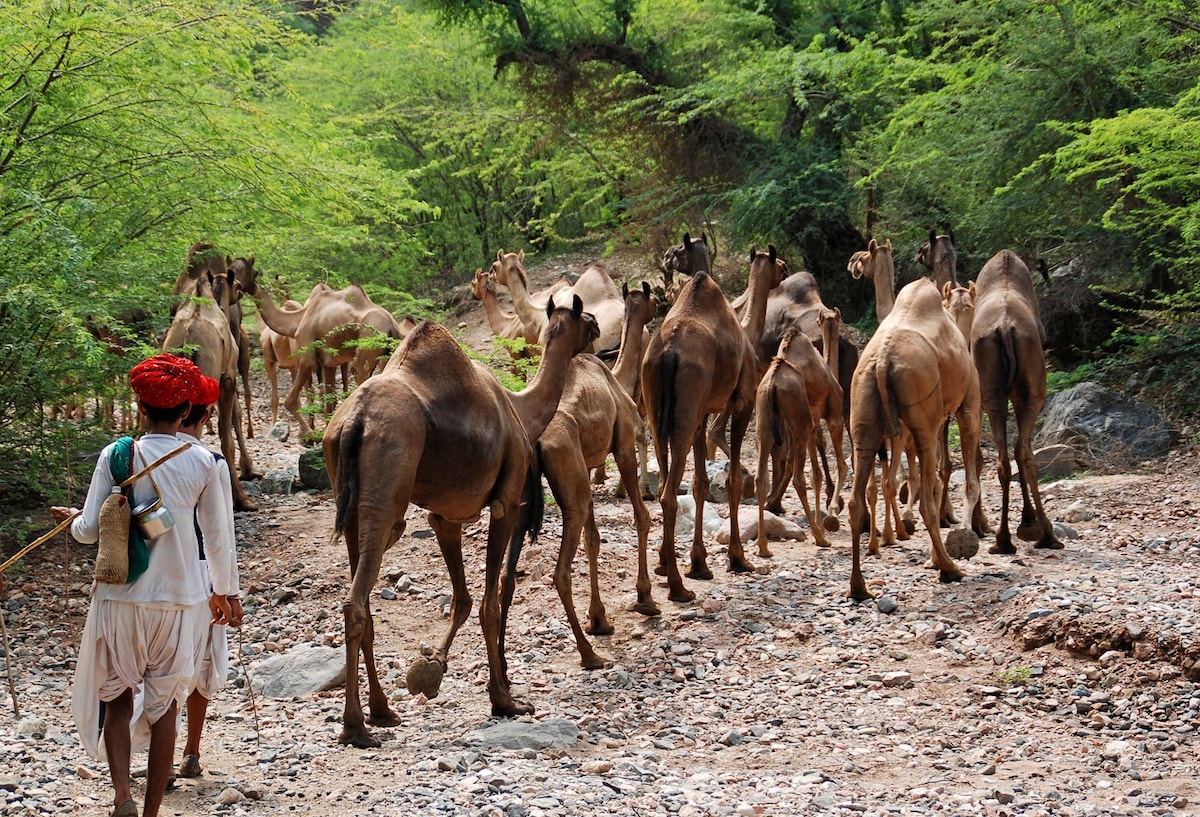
[987,405,1017,554]
[612,426,659,616]
[1014,396,1062,550]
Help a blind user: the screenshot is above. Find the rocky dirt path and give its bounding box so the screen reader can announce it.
[2,252,1198,817]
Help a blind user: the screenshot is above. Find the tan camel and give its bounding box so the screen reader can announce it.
[943,281,976,341]
[606,280,657,499]
[847,238,896,321]
[323,297,598,748]
[172,244,260,439]
[470,267,527,342]
[259,299,304,425]
[641,240,783,586]
[916,230,958,289]
[539,353,657,669]
[488,251,624,355]
[846,278,985,600]
[753,323,847,556]
[162,269,258,511]
[254,282,406,437]
[970,250,1062,553]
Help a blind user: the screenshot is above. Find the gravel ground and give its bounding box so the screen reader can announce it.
[2,254,1198,817]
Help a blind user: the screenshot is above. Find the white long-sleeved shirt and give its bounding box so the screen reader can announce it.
[70,432,236,604]
[177,430,240,596]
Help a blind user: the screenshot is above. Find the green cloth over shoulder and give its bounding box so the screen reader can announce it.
[107,436,151,584]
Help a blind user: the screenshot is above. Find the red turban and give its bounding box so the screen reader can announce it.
[129,354,203,409]
[193,375,220,408]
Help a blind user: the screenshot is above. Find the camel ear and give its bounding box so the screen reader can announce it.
[749,247,756,262]
[497,249,504,261]
[835,307,842,320]
[868,238,878,252]
[642,280,651,297]
[248,254,255,267]
[929,229,938,245]
[768,244,777,263]
[572,294,583,317]
[947,228,955,245]
[683,232,693,247]
[885,239,892,250]
[622,281,629,298]
[517,249,524,262]
[942,281,952,300]
[545,298,555,320]
[969,281,976,297]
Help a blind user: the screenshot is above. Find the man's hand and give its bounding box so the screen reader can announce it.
[50,506,78,523]
[209,593,234,626]
[229,596,245,628]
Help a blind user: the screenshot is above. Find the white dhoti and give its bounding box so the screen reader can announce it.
[72,599,197,761]
[190,602,230,699]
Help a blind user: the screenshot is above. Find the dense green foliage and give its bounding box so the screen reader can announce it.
[2,0,1199,534]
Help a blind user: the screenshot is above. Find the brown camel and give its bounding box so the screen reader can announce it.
[753,323,846,555]
[970,250,1062,553]
[605,281,657,499]
[847,238,896,322]
[539,353,658,669]
[916,230,958,289]
[846,278,985,600]
[323,297,599,749]
[172,244,260,439]
[254,282,406,437]
[162,269,258,511]
[489,251,624,355]
[259,299,304,426]
[641,240,782,585]
[942,281,976,341]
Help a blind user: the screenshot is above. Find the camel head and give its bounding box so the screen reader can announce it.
[942,280,975,341]
[490,249,527,291]
[470,268,496,301]
[661,231,712,286]
[541,294,600,351]
[228,255,259,297]
[916,230,958,288]
[749,244,788,289]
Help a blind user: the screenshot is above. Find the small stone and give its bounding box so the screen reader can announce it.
[876,596,899,614]
[16,716,46,738]
[581,760,612,774]
[216,787,243,805]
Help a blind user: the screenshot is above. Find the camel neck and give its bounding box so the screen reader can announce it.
[254,288,303,337]
[509,332,574,441]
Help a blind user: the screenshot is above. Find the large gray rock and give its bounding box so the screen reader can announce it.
[298,446,331,491]
[260,467,297,495]
[462,718,579,751]
[249,644,345,699]
[1038,382,1171,461]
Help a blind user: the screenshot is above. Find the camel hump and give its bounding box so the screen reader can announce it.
[389,320,474,377]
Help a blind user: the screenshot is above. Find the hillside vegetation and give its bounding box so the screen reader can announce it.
[2,0,1198,524]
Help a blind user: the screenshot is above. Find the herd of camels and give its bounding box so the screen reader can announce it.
[157,231,1062,749]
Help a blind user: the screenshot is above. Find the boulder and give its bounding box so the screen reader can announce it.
[260,467,297,495]
[298,446,331,491]
[249,644,345,699]
[462,718,579,751]
[1038,382,1171,461]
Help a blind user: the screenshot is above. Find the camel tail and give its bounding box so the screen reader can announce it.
[1001,326,1020,395]
[656,350,680,446]
[505,453,546,579]
[875,360,902,439]
[332,415,364,537]
[767,386,785,447]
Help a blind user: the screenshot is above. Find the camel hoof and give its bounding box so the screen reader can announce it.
[686,564,714,581]
[727,557,755,575]
[338,727,382,749]
[823,515,840,533]
[1017,523,1044,542]
[654,563,670,577]
[586,620,615,637]
[667,587,696,604]
[632,600,661,618]
[814,539,832,549]
[938,568,965,584]
[234,500,258,513]
[405,655,444,699]
[492,699,536,718]
[580,653,611,670]
[988,541,1017,555]
[944,528,980,560]
[848,587,875,602]
[902,519,917,536]
[757,546,774,559]
[367,708,402,727]
[1035,538,1065,550]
